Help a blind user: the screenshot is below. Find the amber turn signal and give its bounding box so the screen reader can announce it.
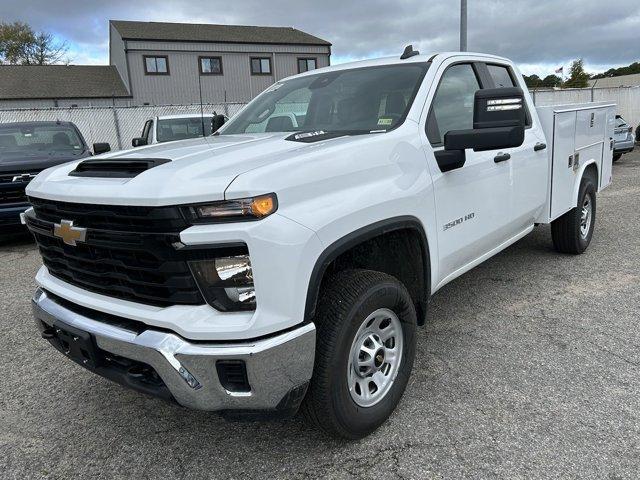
[251,194,277,217]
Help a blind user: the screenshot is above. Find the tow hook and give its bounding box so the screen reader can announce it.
[41,327,56,340]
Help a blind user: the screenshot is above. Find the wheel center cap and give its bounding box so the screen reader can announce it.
[374,349,385,368]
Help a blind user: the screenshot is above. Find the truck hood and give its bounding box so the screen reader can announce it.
[0,149,90,173]
[26,133,365,206]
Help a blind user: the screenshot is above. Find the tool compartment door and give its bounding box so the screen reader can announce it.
[575,108,607,190]
[600,106,615,190]
[550,111,577,220]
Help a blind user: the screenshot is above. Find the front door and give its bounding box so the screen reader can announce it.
[422,62,514,285]
[483,63,547,230]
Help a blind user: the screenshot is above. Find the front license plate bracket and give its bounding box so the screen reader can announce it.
[44,320,102,369]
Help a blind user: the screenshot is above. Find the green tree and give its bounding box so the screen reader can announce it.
[564,59,590,88]
[542,74,562,88]
[0,21,68,65]
[523,74,542,88]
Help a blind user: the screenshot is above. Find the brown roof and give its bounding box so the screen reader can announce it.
[0,65,130,100]
[110,20,331,46]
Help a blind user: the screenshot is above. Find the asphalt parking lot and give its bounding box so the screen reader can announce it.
[1,150,639,479]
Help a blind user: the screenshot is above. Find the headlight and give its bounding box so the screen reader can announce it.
[183,193,277,223]
[189,255,256,311]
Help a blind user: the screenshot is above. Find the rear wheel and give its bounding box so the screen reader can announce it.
[551,174,596,254]
[302,269,417,439]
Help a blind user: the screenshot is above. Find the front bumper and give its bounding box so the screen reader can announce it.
[32,288,316,413]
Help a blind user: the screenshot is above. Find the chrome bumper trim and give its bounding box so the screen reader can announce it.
[32,289,316,411]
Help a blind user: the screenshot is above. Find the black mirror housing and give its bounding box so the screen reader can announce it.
[132,137,148,147]
[93,142,111,155]
[473,87,526,130]
[212,114,226,133]
[436,87,527,173]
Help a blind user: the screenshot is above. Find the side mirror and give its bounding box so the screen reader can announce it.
[132,137,148,147]
[436,87,526,172]
[93,142,111,155]
[211,114,226,133]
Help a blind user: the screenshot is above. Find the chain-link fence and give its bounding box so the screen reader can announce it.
[1,86,638,153]
[0,103,246,152]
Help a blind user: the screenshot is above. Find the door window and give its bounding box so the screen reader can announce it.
[426,64,480,145]
[486,65,515,88]
[142,120,153,142]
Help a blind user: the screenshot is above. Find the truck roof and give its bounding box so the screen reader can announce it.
[0,120,76,128]
[294,51,512,77]
[156,114,214,120]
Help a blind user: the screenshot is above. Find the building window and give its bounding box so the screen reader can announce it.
[297,58,317,73]
[199,56,223,75]
[144,55,169,75]
[250,57,272,75]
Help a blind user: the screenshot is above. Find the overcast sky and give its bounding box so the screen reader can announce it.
[2,0,638,76]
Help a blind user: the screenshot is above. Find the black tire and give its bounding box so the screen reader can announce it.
[551,174,596,254]
[301,269,417,439]
[613,153,622,162]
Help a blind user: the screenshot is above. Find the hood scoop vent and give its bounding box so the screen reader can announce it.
[69,158,171,178]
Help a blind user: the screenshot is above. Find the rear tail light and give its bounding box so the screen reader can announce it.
[628,126,633,134]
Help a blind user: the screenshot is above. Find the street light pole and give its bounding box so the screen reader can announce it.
[460,0,468,51]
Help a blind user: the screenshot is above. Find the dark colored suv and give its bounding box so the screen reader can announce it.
[0,121,110,230]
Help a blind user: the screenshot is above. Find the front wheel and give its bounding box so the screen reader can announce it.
[551,174,596,254]
[301,269,417,439]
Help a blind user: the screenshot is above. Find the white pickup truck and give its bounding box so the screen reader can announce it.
[24,48,615,439]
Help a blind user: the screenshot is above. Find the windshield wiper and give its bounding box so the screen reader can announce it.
[285,130,374,143]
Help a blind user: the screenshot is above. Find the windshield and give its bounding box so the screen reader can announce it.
[220,64,429,135]
[0,124,85,153]
[157,117,213,142]
[615,116,627,128]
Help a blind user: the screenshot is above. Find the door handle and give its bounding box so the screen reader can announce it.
[534,142,547,152]
[494,153,511,163]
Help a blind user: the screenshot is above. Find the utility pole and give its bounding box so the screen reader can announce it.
[460,0,468,51]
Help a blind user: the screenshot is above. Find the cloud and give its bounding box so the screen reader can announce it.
[1,0,638,76]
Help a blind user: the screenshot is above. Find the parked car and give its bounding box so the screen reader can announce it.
[25,49,615,439]
[636,123,639,143]
[613,115,635,161]
[131,114,226,147]
[0,121,109,231]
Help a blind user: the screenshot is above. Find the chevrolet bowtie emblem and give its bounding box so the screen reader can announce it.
[12,173,36,183]
[53,220,87,246]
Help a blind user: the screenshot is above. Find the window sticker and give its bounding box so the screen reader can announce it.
[377,117,393,126]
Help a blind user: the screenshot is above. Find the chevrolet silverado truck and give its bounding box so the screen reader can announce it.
[0,121,109,232]
[24,49,615,439]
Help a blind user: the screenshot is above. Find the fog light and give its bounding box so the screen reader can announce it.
[189,255,256,311]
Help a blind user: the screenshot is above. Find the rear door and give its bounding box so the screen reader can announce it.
[422,62,514,282]
[483,63,547,231]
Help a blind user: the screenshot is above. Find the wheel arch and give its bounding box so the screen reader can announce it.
[304,216,431,326]
[573,160,599,205]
